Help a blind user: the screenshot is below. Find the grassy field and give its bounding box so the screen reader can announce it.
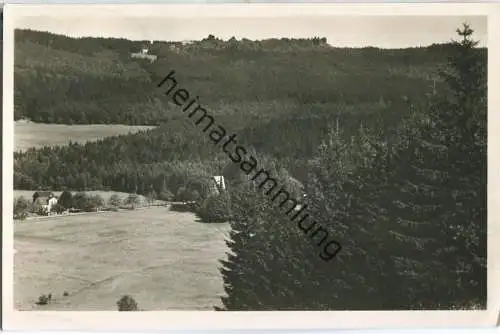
[14,121,156,151]
[14,206,230,310]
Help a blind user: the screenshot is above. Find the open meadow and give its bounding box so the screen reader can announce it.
[14,121,156,151]
[14,207,231,310]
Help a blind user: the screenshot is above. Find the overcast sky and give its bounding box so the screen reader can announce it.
[14,15,487,48]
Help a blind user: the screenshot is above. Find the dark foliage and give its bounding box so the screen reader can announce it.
[58,190,73,209]
[71,192,89,211]
[197,193,232,222]
[108,194,122,207]
[13,196,30,219]
[157,190,174,201]
[14,29,465,126]
[116,295,139,311]
[170,202,199,213]
[52,203,66,214]
[124,194,141,209]
[13,30,478,196]
[218,24,486,310]
[35,293,51,306]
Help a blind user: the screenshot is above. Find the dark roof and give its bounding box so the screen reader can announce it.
[33,191,54,198]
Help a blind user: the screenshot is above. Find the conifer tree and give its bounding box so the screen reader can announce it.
[428,23,486,307]
[218,127,375,310]
[218,24,486,311]
[218,154,323,310]
[376,23,486,308]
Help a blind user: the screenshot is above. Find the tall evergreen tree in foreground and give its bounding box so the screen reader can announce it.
[218,24,486,310]
[218,129,375,310]
[415,23,486,307]
[383,23,486,308]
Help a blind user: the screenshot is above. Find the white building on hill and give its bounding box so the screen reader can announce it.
[130,41,157,63]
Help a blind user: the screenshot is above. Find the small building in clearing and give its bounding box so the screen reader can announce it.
[32,191,55,204]
[32,191,58,215]
[209,176,226,195]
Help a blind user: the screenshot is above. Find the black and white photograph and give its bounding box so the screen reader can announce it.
[2,3,499,331]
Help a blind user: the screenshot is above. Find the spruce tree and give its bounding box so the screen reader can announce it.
[376,23,486,308]
[218,154,322,310]
[218,127,375,310]
[429,23,486,307]
[218,24,486,311]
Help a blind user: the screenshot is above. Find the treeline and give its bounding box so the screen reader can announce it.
[14,99,409,195]
[14,28,463,124]
[177,35,329,52]
[15,29,143,57]
[218,25,487,310]
[14,123,223,195]
[13,191,155,219]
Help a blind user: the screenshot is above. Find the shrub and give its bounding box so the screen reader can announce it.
[124,194,140,209]
[63,291,69,297]
[146,189,157,206]
[175,186,188,201]
[13,196,30,220]
[116,295,139,311]
[197,193,231,222]
[157,189,174,201]
[36,204,49,216]
[170,202,199,213]
[72,192,89,211]
[52,203,66,214]
[58,190,73,209]
[85,194,105,211]
[35,294,50,305]
[191,190,202,203]
[32,197,46,215]
[108,194,122,207]
[123,194,146,210]
[175,187,202,202]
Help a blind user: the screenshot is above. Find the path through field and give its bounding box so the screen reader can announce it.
[14,207,231,310]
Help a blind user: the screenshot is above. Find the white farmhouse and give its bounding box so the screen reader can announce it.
[210,175,226,195]
[47,196,58,212]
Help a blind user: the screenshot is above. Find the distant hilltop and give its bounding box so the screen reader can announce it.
[14,28,472,57]
[15,29,332,54]
[168,34,330,52]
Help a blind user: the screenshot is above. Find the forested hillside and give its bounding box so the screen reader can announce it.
[219,25,486,310]
[15,28,454,125]
[13,28,474,195]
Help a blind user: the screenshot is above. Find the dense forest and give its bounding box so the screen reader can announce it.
[13,28,473,195]
[220,25,486,310]
[15,28,455,125]
[13,25,486,309]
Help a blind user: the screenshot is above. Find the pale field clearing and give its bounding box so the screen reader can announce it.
[14,121,156,152]
[14,207,231,310]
